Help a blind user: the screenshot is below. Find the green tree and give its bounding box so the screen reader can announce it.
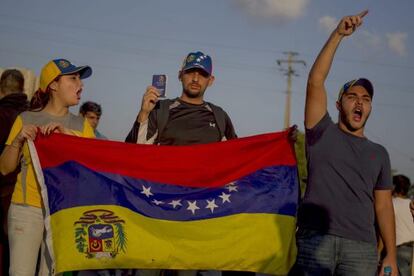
[294,131,307,197]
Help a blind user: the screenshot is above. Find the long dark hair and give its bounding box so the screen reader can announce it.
[29,89,50,111]
[29,76,60,111]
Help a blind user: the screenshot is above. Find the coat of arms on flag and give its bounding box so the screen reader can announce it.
[74,209,126,259]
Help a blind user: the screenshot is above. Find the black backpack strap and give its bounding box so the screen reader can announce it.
[206,102,227,140]
[156,98,180,142]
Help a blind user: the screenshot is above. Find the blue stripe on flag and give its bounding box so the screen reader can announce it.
[44,161,298,221]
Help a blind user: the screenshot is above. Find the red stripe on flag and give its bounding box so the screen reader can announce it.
[34,131,296,188]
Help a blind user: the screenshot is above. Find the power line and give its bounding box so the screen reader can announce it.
[1,13,414,71]
[0,24,280,75]
[3,20,413,96]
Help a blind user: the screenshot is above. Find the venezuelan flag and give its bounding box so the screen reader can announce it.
[30,131,299,275]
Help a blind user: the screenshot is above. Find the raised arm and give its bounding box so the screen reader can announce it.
[125,86,160,143]
[305,10,368,129]
[136,86,160,123]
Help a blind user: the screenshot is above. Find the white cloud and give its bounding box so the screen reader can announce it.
[318,16,337,33]
[234,0,309,23]
[317,16,381,50]
[359,30,382,49]
[386,32,408,56]
[316,18,390,56]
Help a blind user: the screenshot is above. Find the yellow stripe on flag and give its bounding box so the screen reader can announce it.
[50,205,297,274]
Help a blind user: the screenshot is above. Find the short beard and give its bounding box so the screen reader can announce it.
[339,109,370,132]
[182,86,205,99]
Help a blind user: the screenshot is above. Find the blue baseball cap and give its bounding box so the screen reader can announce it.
[338,78,374,101]
[39,59,92,92]
[181,51,212,76]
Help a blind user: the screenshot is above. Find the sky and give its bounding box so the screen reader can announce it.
[1,0,413,181]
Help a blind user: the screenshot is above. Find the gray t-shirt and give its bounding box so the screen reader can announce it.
[20,110,84,131]
[298,112,392,243]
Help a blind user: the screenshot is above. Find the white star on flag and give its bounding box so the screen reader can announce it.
[187,200,200,215]
[152,199,164,205]
[169,199,182,209]
[219,192,231,203]
[205,199,218,213]
[141,185,153,197]
[226,184,238,192]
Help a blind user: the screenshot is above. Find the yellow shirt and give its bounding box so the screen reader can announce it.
[6,112,95,208]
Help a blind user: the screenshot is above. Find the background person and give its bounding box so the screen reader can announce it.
[392,175,414,276]
[79,101,107,139]
[0,69,28,276]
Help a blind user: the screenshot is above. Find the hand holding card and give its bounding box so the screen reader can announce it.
[152,74,167,98]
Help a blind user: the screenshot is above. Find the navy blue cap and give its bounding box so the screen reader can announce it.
[338,78,374,101]
[181,51,212,75]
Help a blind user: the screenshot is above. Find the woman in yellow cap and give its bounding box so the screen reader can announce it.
[0,58,95,275]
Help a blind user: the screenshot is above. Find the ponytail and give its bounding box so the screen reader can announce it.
[30,75,60,111]
[29,89,50,111]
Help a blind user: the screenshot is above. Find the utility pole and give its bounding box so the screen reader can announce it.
[277,52,306,128]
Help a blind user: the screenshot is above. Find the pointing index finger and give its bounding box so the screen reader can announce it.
[358,10,368,18]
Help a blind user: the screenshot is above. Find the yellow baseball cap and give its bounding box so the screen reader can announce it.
[39,59,92,92]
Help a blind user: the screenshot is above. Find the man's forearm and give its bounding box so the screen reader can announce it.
[308,31,344,86]
[376,201,397,258]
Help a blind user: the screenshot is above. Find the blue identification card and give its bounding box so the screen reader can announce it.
[152,74,167,97]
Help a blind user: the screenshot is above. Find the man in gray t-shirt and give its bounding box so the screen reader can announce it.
[293,10,398,275]
[301,112,392,243]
